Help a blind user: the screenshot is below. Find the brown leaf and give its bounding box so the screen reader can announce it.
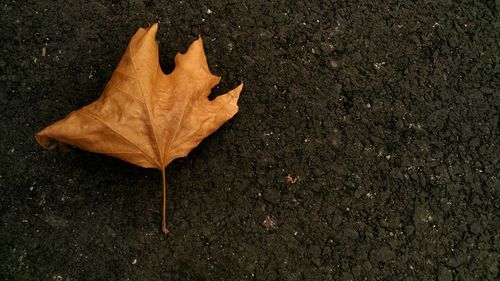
[35,24,243,233]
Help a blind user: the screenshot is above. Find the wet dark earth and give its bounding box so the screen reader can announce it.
[1,1,499,280]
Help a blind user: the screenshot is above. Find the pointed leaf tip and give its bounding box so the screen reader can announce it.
[230,83,244,105]
[174,35,219,80]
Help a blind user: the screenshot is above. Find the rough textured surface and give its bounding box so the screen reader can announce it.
[0,1,498,280]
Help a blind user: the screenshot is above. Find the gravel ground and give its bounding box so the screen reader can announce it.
[1,1,499,280]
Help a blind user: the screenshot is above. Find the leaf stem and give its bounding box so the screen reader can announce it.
[161,168,169,234]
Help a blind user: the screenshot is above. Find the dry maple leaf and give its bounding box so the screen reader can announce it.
[35,23,243,234]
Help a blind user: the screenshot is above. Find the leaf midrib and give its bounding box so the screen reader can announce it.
[128,43,163,168]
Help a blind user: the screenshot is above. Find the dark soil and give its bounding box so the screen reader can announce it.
[1,1,499,280]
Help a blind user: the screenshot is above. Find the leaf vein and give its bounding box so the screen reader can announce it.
[107,82,145,104]
[77,110,159,167]
[127,44,164,167]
